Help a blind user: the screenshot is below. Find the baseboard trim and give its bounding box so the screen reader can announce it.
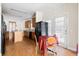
[67,47,77,52]
[58,44,77,52]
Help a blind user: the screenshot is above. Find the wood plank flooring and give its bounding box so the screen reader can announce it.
[4,36,77,56]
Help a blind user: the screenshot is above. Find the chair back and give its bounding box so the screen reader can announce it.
[47,37,57,46]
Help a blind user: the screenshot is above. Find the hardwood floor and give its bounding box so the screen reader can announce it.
[4,36,77,56]
[5,37,37,56]
[47,46,77,56]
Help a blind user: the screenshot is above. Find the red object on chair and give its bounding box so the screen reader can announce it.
[38,35,59,56]
[38,36,47,56]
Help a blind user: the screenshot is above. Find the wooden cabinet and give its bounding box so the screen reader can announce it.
[24,31,29,38]
[5,32,9,41]
[25,20,31,28]
[32,17,36,27]
[25,15,36,28]
[5,32,9,45]
[15,32,23,43]
[24,15,36,39]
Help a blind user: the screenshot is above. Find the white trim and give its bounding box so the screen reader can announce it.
[67,46,77,52]
[59,43,77,52]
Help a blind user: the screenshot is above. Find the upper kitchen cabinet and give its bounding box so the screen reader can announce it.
[32,13,36,28]
[25,20,31,28]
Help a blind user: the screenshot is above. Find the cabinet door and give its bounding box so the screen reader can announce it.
[25,21,31,28]
[32,17,36,27]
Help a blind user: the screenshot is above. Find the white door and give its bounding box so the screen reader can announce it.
[55,17,67,47]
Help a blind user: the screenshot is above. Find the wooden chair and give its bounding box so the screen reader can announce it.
[32,32,38,55]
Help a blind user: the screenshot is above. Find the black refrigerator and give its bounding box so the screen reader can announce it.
[35,21,48,41]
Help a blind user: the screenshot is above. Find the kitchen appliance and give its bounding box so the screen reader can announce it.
[35,21,48,41]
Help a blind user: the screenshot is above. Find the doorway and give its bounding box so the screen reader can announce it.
[9,21,16,43]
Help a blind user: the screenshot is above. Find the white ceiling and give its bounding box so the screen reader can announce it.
[2,3,64,19]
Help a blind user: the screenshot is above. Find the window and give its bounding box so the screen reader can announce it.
[9,21,16,32]
[55,17,66,44]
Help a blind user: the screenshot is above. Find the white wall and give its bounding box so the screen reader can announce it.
[3,14,24,31]
[64,4,78,51]
[46,20,52,36]
[36,11,43,22]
